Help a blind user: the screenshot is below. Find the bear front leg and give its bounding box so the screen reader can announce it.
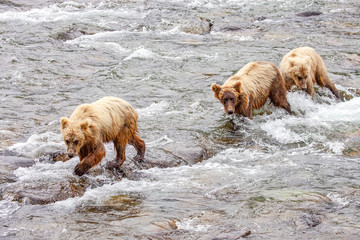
[241,93,254,119]
[74,143,106,176]
[129,133,146,161]
[306,80,315,98]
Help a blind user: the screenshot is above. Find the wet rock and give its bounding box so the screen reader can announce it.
[0,143,208,204]
[162,143,207,165]
[300,213,322,228]
[80,194,143,217]
[212,230,251,239]
[39,151,70,162]
[0,155,35,184]
[180,17,213,35]
[297,11,322,17]
[116,142,207,179]
[343,131,360,157]
[2,178,89,204]
[151,219,178,231]
[220,26,243,32]
[50,24,88,41]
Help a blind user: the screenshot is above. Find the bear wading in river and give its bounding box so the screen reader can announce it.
[211,61,291,119]
[60,96,145,176]
[279,46,340,98]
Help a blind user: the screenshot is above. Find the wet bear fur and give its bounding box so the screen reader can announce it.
[60,96,145,176]
[211,61,291,119]
[279,46,340,98]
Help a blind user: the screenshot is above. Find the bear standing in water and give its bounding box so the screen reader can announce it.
[279,46,340,98]
[60,96,145,176]
[211,61,291,119]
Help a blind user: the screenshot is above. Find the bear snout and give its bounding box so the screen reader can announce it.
[68,153,75,158]
[227,110,234,115]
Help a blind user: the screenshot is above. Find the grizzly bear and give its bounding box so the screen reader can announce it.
[60,96,145,176]
[211,61,291,119]
[279,47,340,98]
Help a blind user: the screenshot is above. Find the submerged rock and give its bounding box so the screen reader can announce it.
[2,179,88,204]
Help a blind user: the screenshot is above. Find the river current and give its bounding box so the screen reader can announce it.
[0,0,360,239]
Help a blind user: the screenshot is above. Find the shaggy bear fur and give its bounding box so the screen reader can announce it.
[60,96,145,176]
[279,46,340,98]
[211,61,291,119]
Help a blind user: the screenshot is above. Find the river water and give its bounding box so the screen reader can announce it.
[1,0,360,239]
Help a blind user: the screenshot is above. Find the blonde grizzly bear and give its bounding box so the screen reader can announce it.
[60,96,145,176]
[280,47,340,98]
[211,61,291,119]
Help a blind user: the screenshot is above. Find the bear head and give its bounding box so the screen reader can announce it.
[60,117,93,158]
[211,81,241,115]
[288,56,312,91]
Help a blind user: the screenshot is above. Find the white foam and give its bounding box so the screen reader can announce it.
[67,37,128,53]
[136,101,170,117]
[8,132,64,158]
[65,31,130,52]
[260,93,360,144]
[327,192,350,208]
[176,217,210,232]
[14,158,76,182]
[314,97,360,122]
[261,118,304,144]
[325,141,345,154]
[0,200,20,219]
[124,47,158,61]
[146,135,174,147]
[0,2,142,23]
[210,31,254,42]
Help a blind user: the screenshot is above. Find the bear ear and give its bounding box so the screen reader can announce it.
[80,120,90,131]
[233,81,241,93]
[211,83,222,99]
[287,57,297,68]
[303,56,311,66]
[60,117,69,130]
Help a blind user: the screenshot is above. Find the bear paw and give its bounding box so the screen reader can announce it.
[74,162,92,176]
[105,160,119,170]
[133,154,144,162]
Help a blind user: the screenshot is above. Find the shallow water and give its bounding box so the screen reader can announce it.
[1,0,360,239]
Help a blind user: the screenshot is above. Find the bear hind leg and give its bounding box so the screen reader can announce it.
[325,82,340,98]
[105,137,128,170]
[129,132,146,161]
[114,138,127,167]
[270,90,291,114]
[320,76,340,98]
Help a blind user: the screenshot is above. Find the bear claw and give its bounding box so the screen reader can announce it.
[74,162,92,176]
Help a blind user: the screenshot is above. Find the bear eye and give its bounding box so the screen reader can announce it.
[74,140,79,145]
[66,140,70,145]
[298,76,303,80]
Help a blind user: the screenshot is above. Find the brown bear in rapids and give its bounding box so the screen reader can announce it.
[211,61,291,119]
[60,96,145,176]
[279,46,340,98]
